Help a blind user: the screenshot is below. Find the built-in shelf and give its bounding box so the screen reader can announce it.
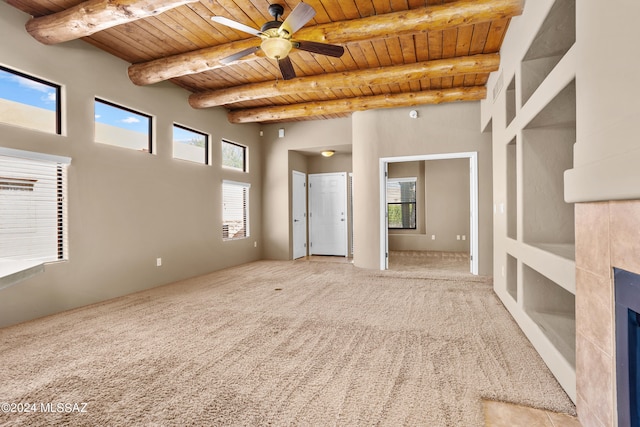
[529,243,575,262]
[506,239,576,296]
[507,253,517,302]
[522,79,576,249]
[492,0,577,402]
[523,263,576,368]
[521,0,575,106]
[506,77,516,127]
[506,138,517,240]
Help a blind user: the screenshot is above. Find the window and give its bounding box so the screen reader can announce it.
[387,177,417,229]
[222,140,247,171]
[0,66,61,134]
[0,148,70,262]
[94,98,152,152]
[222,180,250,240]
[173,124,208,164]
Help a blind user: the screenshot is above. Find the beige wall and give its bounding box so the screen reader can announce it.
[308,153,352,175]
[352,103,493,273]
[0,3,262,327]
[564,1,640,202]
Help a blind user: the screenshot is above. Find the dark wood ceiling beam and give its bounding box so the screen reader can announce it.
[26,0,198,45]
[227,86,487,124]
[189,53,499,108]
[128,0,523,85]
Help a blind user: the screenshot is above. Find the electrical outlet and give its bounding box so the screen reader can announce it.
[156,258,162,267]
[462,235,466,241]
[431,235,436,240]
[456,235,461,240]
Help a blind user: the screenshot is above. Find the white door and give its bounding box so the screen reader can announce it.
[292,171,307,259]
[309,172,347,256]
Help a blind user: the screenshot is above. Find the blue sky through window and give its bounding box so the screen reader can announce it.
[173,125,206,146]
[0,69,57,111]
[94,99,150,134]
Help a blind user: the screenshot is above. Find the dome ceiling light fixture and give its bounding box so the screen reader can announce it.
[321,150,335,157]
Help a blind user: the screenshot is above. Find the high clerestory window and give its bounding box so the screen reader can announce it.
[222,140,247,172]
[94,98,152,152]
[0,66,61,135]
[173,123,208,164]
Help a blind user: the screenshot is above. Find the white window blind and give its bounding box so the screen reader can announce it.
[222,180,250,240]
[0,149,70,262]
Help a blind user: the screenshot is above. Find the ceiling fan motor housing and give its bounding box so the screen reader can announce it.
[260,21,282,32]
[268,4,285,19]
[262,4,286,33]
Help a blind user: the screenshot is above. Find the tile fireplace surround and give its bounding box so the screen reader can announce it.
[576,200,640,426]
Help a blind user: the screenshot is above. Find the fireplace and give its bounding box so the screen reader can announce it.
[616,268,640,427]
[575,200,640,426]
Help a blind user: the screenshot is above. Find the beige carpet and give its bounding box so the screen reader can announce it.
[388,250,472,275]
[0,259,575,426]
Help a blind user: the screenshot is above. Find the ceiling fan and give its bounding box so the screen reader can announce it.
[211,3,345,80]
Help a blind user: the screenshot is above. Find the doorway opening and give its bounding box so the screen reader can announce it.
[292,170,307,260]
[379,152,479,275]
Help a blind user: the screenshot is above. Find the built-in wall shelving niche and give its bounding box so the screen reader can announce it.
[507,253,518,302]
[522,263,576,367]
[522,79,576,260]
[506,77,516,127]
[521,0,575,107]
[506,137,517,240]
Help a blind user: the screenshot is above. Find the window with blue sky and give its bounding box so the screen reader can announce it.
[173,124,208,164]
[94,98,152,152]
[0,66,60,134]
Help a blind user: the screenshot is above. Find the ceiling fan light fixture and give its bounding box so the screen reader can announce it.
[261,37,292,60]
[321,150,335,157]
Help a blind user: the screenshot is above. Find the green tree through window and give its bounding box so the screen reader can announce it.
[387,178,416,229]
[222,140,246,171]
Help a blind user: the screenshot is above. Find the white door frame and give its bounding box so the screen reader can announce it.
[292,170,307,259]
[379,152,479,274]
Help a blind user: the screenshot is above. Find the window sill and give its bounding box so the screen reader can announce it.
[0,259,45,291]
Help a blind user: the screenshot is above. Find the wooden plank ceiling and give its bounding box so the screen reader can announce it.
[7,0,524,123]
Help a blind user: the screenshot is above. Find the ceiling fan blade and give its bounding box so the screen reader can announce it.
[279,3,316,36]
[219,46,260,65]
[294,40,344,58]
[211,16,261,37]
[278,57,296,80]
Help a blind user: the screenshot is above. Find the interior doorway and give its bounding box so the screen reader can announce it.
[379,152,479,274]
[292,170,307,260]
